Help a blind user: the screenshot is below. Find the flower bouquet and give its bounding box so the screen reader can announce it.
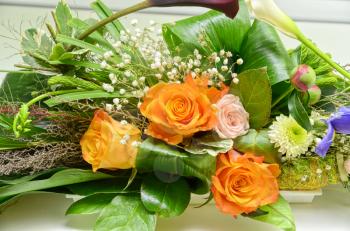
[1,0,350,230]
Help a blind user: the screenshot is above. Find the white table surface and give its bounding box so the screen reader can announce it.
[0,184,349,231]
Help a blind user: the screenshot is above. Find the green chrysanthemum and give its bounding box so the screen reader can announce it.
[268,115,313,158]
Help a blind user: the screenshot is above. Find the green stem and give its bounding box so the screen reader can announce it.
[77,1,151,41]
[297,33,350,80]
[271,86,294,108]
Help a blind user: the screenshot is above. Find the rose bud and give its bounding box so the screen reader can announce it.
[290,64,316,92]
[148,0,240,18]
[303,85,321,105]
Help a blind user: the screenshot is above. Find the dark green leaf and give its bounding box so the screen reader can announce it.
[239,20,293,85]
[233,129,281,163]
[288,92,312,131]
[0,137,29,150]
[247,196,296,231]
[163,0,250,56]
[184,132,233,156]
[66,193,117,215]
[0,168,65,185]
[141,174,190,217]
[95,194,157,231]
[136,138,216,195]
[230,68,272,129]
[54,0,73,36]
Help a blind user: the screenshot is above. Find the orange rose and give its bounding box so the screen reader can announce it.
[80,110,141,172]
[212,150,280,217]
[140,75,227,145]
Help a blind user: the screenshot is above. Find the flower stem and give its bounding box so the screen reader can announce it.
[271,86,294,108]
[77,1,151,41]
[297,33,350,81]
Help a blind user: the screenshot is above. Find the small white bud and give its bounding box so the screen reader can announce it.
[236,58,244,65]
[232,78,240,84]
[219,49,225,56]
[100,61,109,69]
[231,73,238,78]
[139,76,146,82]
[113,98,120,105]
[223,58,228,65]
[215,57,221,63]
[105,104,113,113]
[119,89,126,95]
[221,66,229,72]
[132,80,138,87]
[102,83,114,93]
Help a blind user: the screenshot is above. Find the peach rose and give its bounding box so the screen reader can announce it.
[212,150,280,217]
[80,110,141,172]
[140,75,227,145]
[214,94,249,139]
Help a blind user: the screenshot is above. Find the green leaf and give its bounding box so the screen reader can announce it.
[239,20,293,85]
[0,168,65,185]
[44,90,132,107]
[230,68,272,129]
[184,132,233,156]
[21,28,53,62]
[288,92,312,131]
[0,137,29,150]
[136,138,216,195]
[300,45,333,76]
[247,196,296,231]
[95,194,157,231]
[141,174,191,217]
[163,0,250,56]
[54,0,73,36]
[0,72,49,102]
[56,34,107,56]
[233,129,281,163]
[48,76,102,90]
[0,169,116,199]
[66,193,117,215]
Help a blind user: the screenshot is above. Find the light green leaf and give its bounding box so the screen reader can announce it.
[66,193,117,215]
[48,76,102,90]
[184,132,233,156]
[300,45,333,76]
[95,194,157,231]
[230,68,272,129]
[44,90,132,107]
[163,0,250,56]
[54,0,73,36]
[0,169,115,199]
[288,92,312,131]
[248,196,296,231]
[136,138,216,195]
[0,137,30,150]
[141,174,191,218]
[56,34,106,56]
[239,20,293,85]
[233,129,281,163]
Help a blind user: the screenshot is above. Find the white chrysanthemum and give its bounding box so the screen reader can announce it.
[268,115,313,158]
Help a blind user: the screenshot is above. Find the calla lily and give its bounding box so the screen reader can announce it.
[245,0,350,80]
[149,0,240,19]
[315,107,350,157]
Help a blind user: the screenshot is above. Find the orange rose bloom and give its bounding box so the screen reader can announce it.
[80,110,141,172]
[140,75,227,145]
[212,150,280,217]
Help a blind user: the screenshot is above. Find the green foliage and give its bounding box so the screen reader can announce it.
[184,132,233,156]
[48,76,102,90]
[66,193,117,215]
[300,45,333,76]
[95,194,157,231]
[136,138,216,195]
[233,129,281,163]
[0,168,64,185]
[141,174,191,217]
[54,0,73,36]
[239,20,293,85]
[163,0,250,56]
[0,137,29,150]
[247,196,296,231]
[288,92,312,131]
[230,68,272,129]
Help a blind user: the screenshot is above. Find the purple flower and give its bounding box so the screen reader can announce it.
[316,107,350,157]
[148,0,240,18]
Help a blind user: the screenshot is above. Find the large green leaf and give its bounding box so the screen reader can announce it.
[66,193,117,215]
[141,174,191,218]
[288,92,312,131]
[162,0,250,56]
[239,20,293,85]
[233,129,280,163]
[95,194,157,231]
[0,168,64,185]
[0,137,29,150]
[248,196,296,231]
[136,138,216,195]
[0,169,116,199]
[54,0,73,36]
[0,72,49,102]
[230,68,272,129]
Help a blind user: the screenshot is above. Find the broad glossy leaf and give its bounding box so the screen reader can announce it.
[288,92,312,131]
[248,196,296,231]
[136,138,216,194]
[239,20,293,85]
[141,174,190,217]
[95,194,156,231]
[233,129,280,163]
[163,0,250,56]
[0,169,116,199]
[230,68,272,129]
[54,0,73,36]
[66,193,117,215]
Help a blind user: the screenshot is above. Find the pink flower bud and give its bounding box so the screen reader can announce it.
[290,64,316,92]
[302,85,321,105]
